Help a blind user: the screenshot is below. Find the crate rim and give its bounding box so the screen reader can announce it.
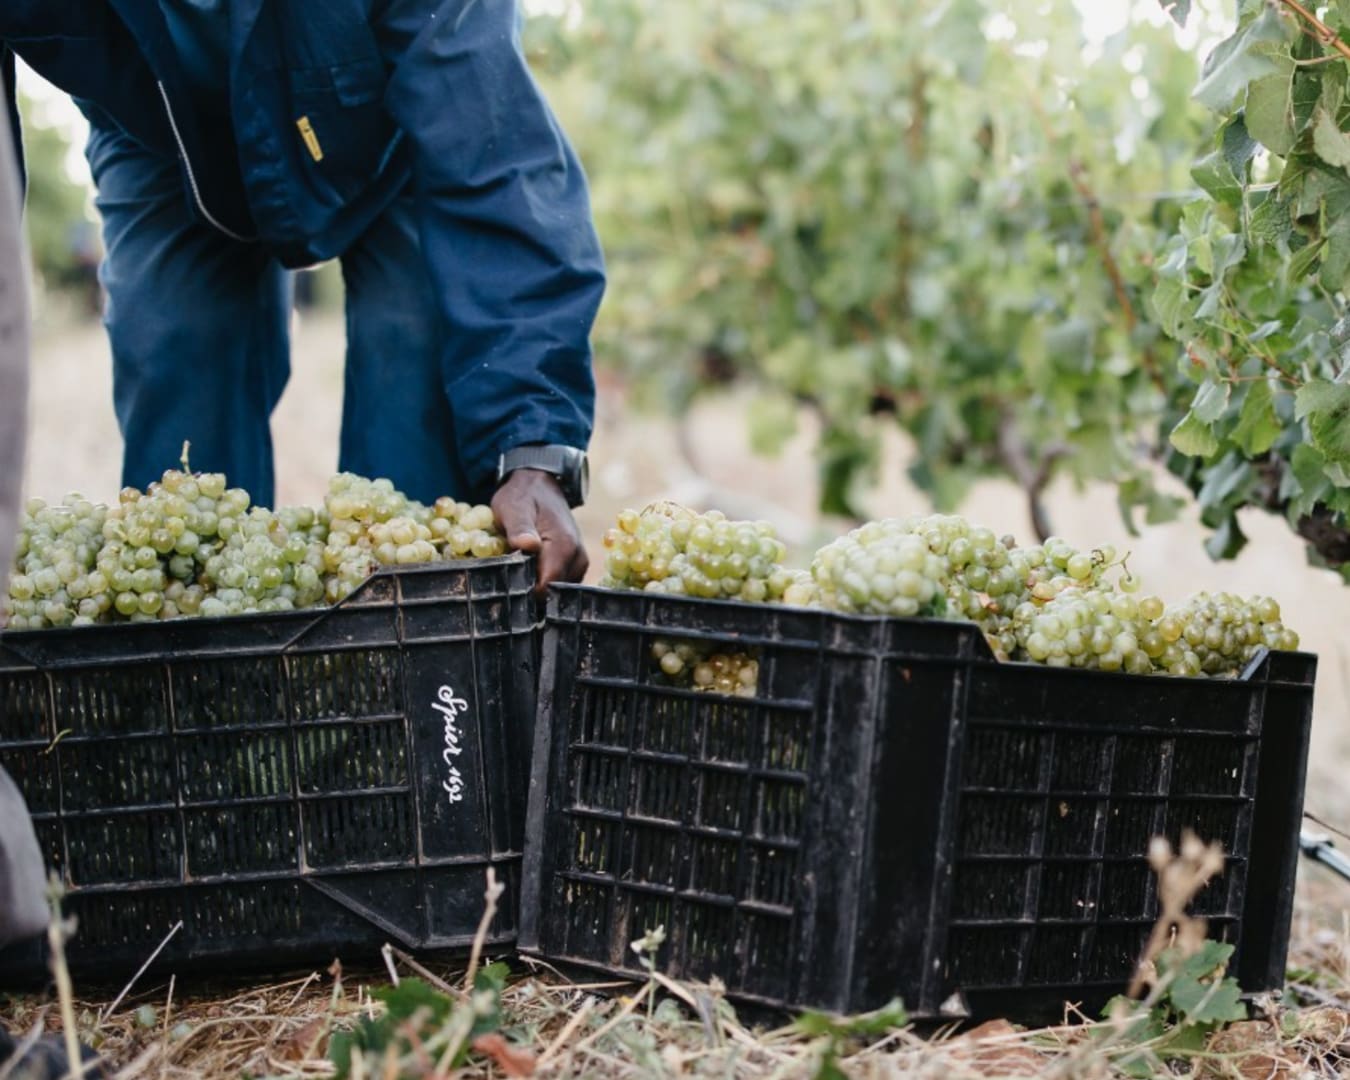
[0,552,531,645]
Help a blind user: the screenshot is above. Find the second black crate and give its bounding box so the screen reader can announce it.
[518,586,1315,1019]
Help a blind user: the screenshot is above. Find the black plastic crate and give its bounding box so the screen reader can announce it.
[518,586,1315,1019]
[0,554,538,982]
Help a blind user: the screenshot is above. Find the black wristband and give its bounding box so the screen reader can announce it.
[496,445,589,507]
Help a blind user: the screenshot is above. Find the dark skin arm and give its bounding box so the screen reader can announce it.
[492,469,589,591]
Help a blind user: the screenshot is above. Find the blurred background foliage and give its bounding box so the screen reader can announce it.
[525,0,1207,527]
[15,92,98,308]
[14,0,1350,577]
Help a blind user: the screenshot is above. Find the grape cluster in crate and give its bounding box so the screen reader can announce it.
[601,502,1300,679]
[3,469,506,629]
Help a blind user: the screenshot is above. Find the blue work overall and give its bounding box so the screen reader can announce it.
[3,0,606,506]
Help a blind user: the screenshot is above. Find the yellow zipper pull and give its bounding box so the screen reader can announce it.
[296,116,324,162]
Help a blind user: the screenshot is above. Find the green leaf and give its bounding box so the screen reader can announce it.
[1156,1022,1215,1057]
[747,390,799,455]
[1158,0,1191,27]
[1167,962,1248,1026]
[476,960,511,992]
[1198,451,1252,507]
[795,999,908,1039]
[1205,512,1249,560]
[1147,492,1186,525]
[1313,105,1350,169]
[1290,442,1333,518]
[1191,379,1231,422]
[1097,998,1167,1054]
[375,978,454,1025]
[1246,64,1300,156]
[1221,113,1260,176]
[1230,378,1281,454]
[1155,939,1247,1026]
[1248,193,1293,247]
[1287,238,1325,282]
[1295,379,1350,465]
[1191,151,1242,207]
[1193,9,1291,113]
[1322,216,1350,291]
[1170,411,1221,457]
[1152,276,1189,338]
[813,1056,850,1080]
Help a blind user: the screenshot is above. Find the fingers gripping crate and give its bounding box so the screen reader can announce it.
[518,586,1315,1019]
[0,554,537,982]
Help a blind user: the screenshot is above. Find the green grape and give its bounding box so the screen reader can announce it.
[601,502,788,603]
[812,522,942,616]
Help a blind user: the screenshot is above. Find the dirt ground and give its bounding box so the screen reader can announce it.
[21,309,1350,816]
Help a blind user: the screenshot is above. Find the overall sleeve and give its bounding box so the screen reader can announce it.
[372,0,605,492]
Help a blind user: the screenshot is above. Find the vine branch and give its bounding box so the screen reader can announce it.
[1253,458,1350,568]
[1066,160,1167,393]
[1296,507,1350,567]
[1020,75,1167,394]
[996,411,1068,542]
[1278,0,1350,63]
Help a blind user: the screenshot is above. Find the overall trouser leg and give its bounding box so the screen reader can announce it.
[85,122,291,506]
[338,191,471,505]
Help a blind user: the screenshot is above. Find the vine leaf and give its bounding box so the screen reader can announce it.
[1205,514,1248,560]
[1295,379,1350,465]
[1323,216,1350,291]
[1222,113,1260,175]
[1170,411,1220,457]
[1193,8,1291,113]
[1312,106,1350,170]
[1246,63,1299,156]
[1191,379,1231,423]
[1230,379,1281,455]
[1158,0,1191,28]
[1290,444,1332,518]
[1191,152,1242,207]
[1248,193,1293,247]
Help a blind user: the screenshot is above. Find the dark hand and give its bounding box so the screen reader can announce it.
[491,469,589,591]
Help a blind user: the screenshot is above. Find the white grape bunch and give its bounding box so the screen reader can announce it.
[651,638,759,697]
[601,502,791,603]
[4,470,513,628]
[1008,586,1157,674]
[1149,592,1298,677]
[322,475,506,601]
[602,509,1304,681]
[4,494,109,629]
[810,519,947,617]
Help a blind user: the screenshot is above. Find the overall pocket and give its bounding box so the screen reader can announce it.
[288,58,398,204]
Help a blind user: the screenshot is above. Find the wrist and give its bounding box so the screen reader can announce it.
[496,444,589,507]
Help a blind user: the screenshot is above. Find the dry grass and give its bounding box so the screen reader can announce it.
[6,953,1348,1080]
[6,870,1350,1080]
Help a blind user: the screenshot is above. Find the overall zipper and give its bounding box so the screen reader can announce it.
[157,81,257,243]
